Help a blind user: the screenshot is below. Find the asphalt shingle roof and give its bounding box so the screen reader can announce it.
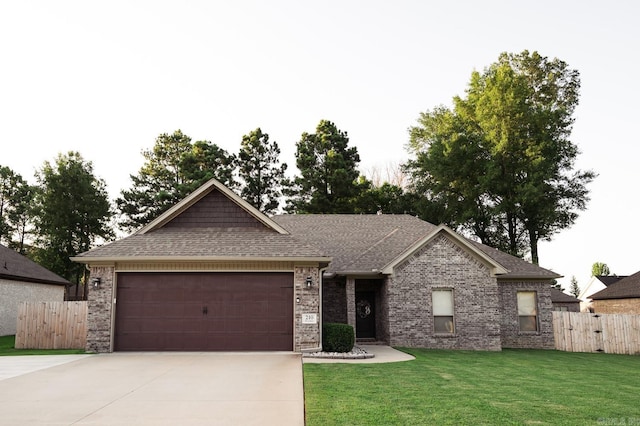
[76,227,326,259]
[550,287,580,303]
[595,275,628,286]
[273,214,436,273]
[0,244,69,285]
[273,214,559,279]
[590,271,640,300]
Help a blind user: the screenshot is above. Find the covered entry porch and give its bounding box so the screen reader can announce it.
[322,276,388,344]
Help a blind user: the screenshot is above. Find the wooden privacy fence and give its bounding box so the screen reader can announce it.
[553,311,640,355]
[15,301,88,349]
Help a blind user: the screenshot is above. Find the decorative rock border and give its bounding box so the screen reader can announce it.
[302,346,375,359]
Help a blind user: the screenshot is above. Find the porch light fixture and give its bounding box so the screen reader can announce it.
[91,277,101,289]
[306,276,313,288]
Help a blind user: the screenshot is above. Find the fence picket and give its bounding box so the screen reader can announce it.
[553,311,640,355]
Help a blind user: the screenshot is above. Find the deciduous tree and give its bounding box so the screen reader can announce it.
[407,51,595,264]
[591,262,610,276]
[32,152,113,287]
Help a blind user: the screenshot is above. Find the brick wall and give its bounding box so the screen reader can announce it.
[86,266,115,353]
[294,266,321,351]
[322,277,347,324]
[593,298,640,314]
[386,234,502,351]
[552,302,580,312]
[498,281,554,349]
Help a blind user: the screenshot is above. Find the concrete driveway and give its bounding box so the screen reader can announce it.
[0,352,304,425]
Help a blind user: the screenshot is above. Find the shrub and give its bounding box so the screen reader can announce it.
[322,323,355,352]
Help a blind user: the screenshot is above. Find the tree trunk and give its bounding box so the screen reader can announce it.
[529,227,539,265]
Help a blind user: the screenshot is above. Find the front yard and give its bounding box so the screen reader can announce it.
[304,348,640,425]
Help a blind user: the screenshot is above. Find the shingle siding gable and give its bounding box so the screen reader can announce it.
[163,189,268,229]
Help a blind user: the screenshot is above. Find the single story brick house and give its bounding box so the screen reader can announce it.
[589,271,640,314]
[73,179,560,353]
[0,244,68,336]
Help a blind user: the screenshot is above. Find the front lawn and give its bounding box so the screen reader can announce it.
[304,348,640,425]
[0,335,87,356]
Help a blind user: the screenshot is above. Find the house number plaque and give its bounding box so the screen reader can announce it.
[302,313,317,324]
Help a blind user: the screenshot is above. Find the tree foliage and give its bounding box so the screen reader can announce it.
[0,166,36,253]
[570,276,580,298]
[406,50,595,263]
[286,120,363,213]
[32,152,113,285]
[237,128,287,214]
[591,262,610,277]
[117,130,236,230]
[353,180,420,215]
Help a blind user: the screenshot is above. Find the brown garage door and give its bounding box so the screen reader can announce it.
[114,272,293,351]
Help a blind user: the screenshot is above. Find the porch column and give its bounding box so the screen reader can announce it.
[346,277,356,333]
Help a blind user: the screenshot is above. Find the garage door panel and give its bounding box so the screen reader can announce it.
[115,272,293,351]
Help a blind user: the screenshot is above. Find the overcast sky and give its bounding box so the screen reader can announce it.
[1,0,638,292]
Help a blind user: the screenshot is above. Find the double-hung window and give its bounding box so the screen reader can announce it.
[432,289,454,334]
[517,291,538,332]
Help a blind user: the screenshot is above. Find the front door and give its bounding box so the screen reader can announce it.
[355,291,376,339]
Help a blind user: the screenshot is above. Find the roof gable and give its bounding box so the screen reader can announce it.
[381,225,508,276]
[0,244,69,285]
[273,215,559,279]
[137,178,288,235]
[163,188,268,229]
[590,271,640,300]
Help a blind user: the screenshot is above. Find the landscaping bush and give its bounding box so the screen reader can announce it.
[322,323,355,352]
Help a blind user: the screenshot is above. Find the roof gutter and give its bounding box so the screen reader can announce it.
[71,255,333,264]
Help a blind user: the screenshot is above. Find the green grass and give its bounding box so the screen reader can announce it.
[304,348,640,425]
[0,335,88,356]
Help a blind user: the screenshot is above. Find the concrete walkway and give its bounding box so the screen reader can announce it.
[303,345,415,364]
[0,352,303,425]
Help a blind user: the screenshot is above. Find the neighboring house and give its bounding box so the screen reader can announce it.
[0,244,68,336]
[589,271,640,314]
[579,275,627,312]
[72,179,561,353]
[550,288,581,312]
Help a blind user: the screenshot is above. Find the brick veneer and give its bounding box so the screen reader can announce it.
[86,266,115,353]
[386,234,502,351]
[322,277,347,323]
[593,298,640,314]
[294,266,321,351]
[498,280,554,349]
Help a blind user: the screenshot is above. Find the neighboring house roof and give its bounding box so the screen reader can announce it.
[579,275,628,300]
[0,244,69,285]
[273,214,560,279]
[597,275,629,286]
[550,287,580,303]
[589,271,640,300]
